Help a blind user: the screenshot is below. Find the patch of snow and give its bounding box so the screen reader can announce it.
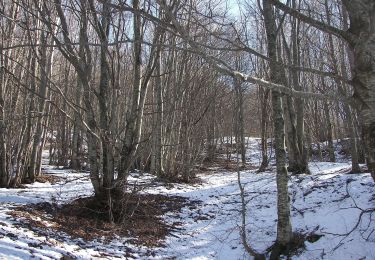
[0,138,374,259]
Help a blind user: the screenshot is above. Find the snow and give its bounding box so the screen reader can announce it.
[0,138,374,259]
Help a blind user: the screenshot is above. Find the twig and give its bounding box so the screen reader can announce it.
[320,181,375,251]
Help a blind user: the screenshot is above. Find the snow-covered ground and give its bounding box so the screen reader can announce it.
[0,138,374,259]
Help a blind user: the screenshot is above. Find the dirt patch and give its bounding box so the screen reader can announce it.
[198,157,258,174]
[21,174,64,185]
[269,231,323,258]
[35,175,63,184]
[9,193,199,247]
[159,175,203,186]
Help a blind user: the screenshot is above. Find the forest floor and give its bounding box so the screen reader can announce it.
[0,138,374,259]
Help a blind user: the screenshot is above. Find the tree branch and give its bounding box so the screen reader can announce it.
[269,0,355,44]
[157,0,352,104]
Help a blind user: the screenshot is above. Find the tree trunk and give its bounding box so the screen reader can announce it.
[0,46,8,187]
[97,0,115,197]
[280,18,308,174]
[263,0,293,256]
[29,29,50,182]
[150,65,164,177]
[118,0,158,185]
[150,32,164,178]
[234,77,246,166]
[70,78,83,170]
[258,87,270,172]
[325,0,360,172]
[337,1,375,179]
[206,98,216,161]
[58,63,70,167]
[323,101,336,162]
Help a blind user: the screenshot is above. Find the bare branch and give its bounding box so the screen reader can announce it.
[157,0,352,104]
[269,0,355,44]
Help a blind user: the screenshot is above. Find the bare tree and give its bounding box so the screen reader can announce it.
[270,0,375,180]
[263,0,293,257]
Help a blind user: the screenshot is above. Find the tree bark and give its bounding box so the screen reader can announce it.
[280,20,308,174]
[0,45,8,187]
[263,0,293,256]
[258,87,270,172]
[150,36,164,177]
[325,0,360,172]
[323,101,336,162]
[234,76,246,166]
[341,0,375,178]
[29,28,50,182]
[270,0,375,181]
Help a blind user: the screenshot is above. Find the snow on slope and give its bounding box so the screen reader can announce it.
[0,138,374,259]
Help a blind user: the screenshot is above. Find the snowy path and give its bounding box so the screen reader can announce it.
[0,147,374,259]
[149,163,375,260]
